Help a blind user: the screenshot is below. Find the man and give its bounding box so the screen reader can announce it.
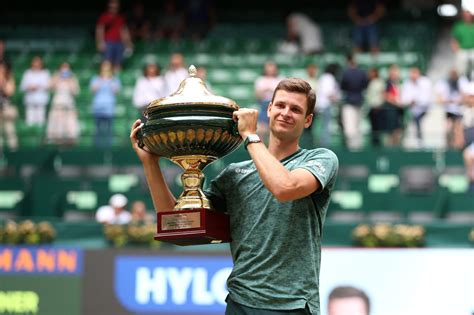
[340,54,368,150]
[130,78,339,315]
[95,193,132,224]
[95,0,133,72]
[401,67,432,147]
[327,286,370,315]
[451,9,474,77]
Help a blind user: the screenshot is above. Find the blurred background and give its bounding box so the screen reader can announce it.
[0,0,473,314]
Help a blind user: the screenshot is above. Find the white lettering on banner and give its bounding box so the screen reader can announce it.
[134,267,232,306]
[192,268,214,305]
[168,268,194,305]
[135,267,167,304]
[211,267,232,304]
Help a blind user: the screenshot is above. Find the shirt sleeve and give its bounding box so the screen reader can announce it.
[204,167,230,213]
[296,149,339,192]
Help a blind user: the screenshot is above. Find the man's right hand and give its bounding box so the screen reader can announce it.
[130,119,160,164]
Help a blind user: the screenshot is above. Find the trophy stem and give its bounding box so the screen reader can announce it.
[171,155,217,211]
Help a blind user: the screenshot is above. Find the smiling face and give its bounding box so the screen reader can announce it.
[268,90,313,142]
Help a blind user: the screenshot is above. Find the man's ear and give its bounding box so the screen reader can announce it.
[267,102,272,118]
[304,113,313,128]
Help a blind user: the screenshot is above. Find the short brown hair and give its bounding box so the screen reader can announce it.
[271,78,316,116]
[328,286,370,315]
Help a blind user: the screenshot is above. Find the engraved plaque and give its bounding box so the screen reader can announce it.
[161,212,201,231]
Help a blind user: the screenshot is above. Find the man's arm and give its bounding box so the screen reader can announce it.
[233,109,319,202]
[130,119,176,212]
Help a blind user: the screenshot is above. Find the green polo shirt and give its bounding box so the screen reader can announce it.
[205,148,338,315]
[452,21,474,49]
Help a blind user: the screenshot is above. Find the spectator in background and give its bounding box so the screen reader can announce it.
[132,62,165,120]
[435,69,468,149]
[340,54,368,150]
[96,194,132,224]
[20,56,50,127]
[90,60,121,148]
[327,285,370,315]
[451,9,474,78]
[316,63,340,147]
[184,0,216,41]
[401,67,432,148]
[384,64,404,146]
[155,0,185,42]
[127,1,151,42]
[286,12,323,55]
[462,82,474,192]
[254,61,283,138]
[46,62,80,145]
[348,0,385,54]
[96,0,133,72]
[366,67,385,147]
[0,61,18,150]
[163,53,188,96]
[130,200,154,224]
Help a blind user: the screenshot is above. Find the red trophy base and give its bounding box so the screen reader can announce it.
[155,208,231,246]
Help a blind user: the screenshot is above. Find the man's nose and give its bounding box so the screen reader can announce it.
[281,107,291,116]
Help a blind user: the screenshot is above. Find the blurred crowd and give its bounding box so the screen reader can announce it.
[0,0,474,190]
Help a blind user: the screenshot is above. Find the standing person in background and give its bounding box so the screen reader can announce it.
[0,61,18,151]
[127,1,151,42]
[255,61,284,139]
[347,0,385,54]
[132,62,165,120]
[184,0,216,41]
[155,0,185,42]
[286,13,324,54]
[96,0,133,72]
[384,64,404,146]
[366,68,385,147]
[340,54,368,150]
[90,60,121,148]
[20,56,50,127]
[451,9,474,78]
[163,53,188,96]
[435,69,468,149]
[46,62,80,145]
[327,286,370,315]
[401,67,432,148]
[316,64,340,147]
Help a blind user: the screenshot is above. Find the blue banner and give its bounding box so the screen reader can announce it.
[0,246,83,275]
[114,255,233,313]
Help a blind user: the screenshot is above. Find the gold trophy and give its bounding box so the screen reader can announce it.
[136,65,242,245]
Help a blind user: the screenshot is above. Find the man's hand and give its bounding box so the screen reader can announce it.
[130,119,159,164]
[233,108,259,139]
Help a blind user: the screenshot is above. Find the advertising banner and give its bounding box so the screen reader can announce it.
[83,248,474,315]
[0,246,83,315]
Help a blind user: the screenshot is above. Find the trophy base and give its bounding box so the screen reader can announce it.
[155,208,231,246]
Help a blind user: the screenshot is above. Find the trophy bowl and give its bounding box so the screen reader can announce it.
[136,65,242,245]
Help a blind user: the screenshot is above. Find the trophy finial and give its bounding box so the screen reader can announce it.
[189,65,197,77]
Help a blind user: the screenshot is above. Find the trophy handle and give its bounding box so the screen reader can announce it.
[136,124,145,149]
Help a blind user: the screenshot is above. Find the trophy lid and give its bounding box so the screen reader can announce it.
[146,65,239,112]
